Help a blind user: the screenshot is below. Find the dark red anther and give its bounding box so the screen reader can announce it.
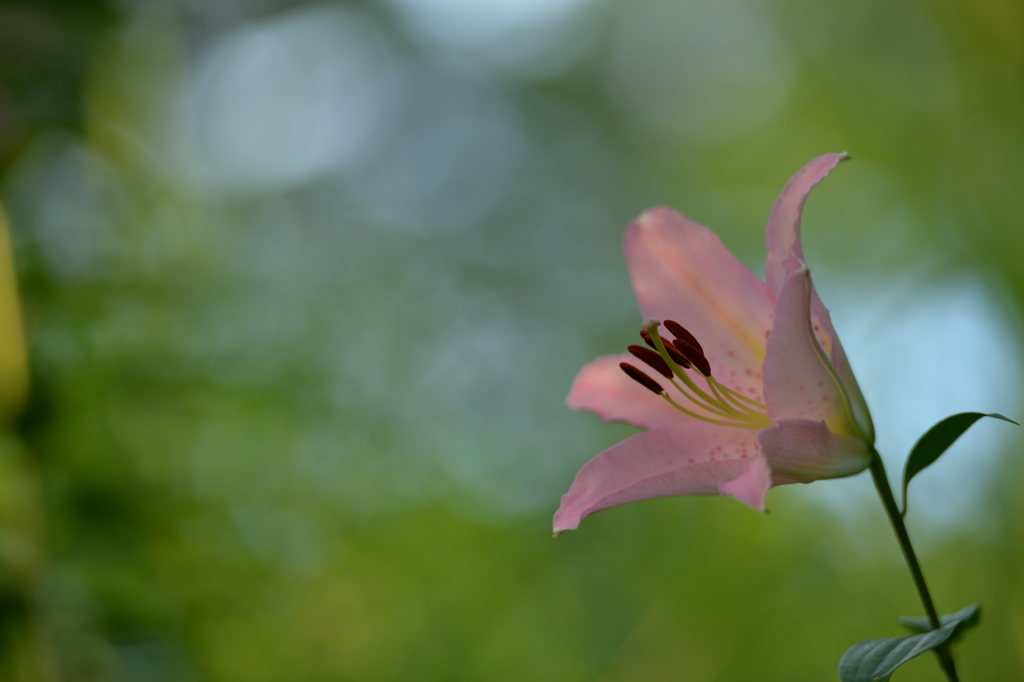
[619,362,664,394]
[664,320,703,355]
[639,329,691,368]
[627,345,673,379]
[663,342,690,369]
[673,339,712,377]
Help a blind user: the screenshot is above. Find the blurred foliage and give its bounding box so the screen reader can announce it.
[0,0,116,174]
[1,0,1024,681]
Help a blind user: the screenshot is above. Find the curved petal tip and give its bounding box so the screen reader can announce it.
[765,153,850,293]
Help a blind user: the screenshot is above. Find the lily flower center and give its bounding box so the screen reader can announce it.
[619,318,772,430]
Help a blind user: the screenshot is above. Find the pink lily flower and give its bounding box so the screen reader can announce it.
[554,154,876,534]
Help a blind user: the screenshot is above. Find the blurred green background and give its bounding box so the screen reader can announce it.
[1,0,1024,680]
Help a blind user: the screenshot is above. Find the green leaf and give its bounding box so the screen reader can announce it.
[901,412,1017,516]
[899,603,980,641]
[838,621,963,682]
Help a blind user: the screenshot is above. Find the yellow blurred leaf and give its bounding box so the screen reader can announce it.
[0,203,28,422]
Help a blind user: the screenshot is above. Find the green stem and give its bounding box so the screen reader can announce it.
[868,449,959,682]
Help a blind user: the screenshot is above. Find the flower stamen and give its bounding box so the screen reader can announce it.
[663,319,770,415]
[627,345,673,379]
[661,393,761,429]
[664,319,711,377]
[640,330,690,368]
[634,320,771,429]
[709,378,768,413]
[667,377,743,419]
[619,359,741,420]
[619,362,664,394]
[663,319,703,355]
[712,379,767,408]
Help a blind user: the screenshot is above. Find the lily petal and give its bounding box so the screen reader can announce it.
[757,419,870,483]
[567,354,684,430]
[624,207,775,397]
[763,153,873,440]
[765,152,848,293]
[553,424,762,533]
[762,269,853,434]
[718,454,772,511]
